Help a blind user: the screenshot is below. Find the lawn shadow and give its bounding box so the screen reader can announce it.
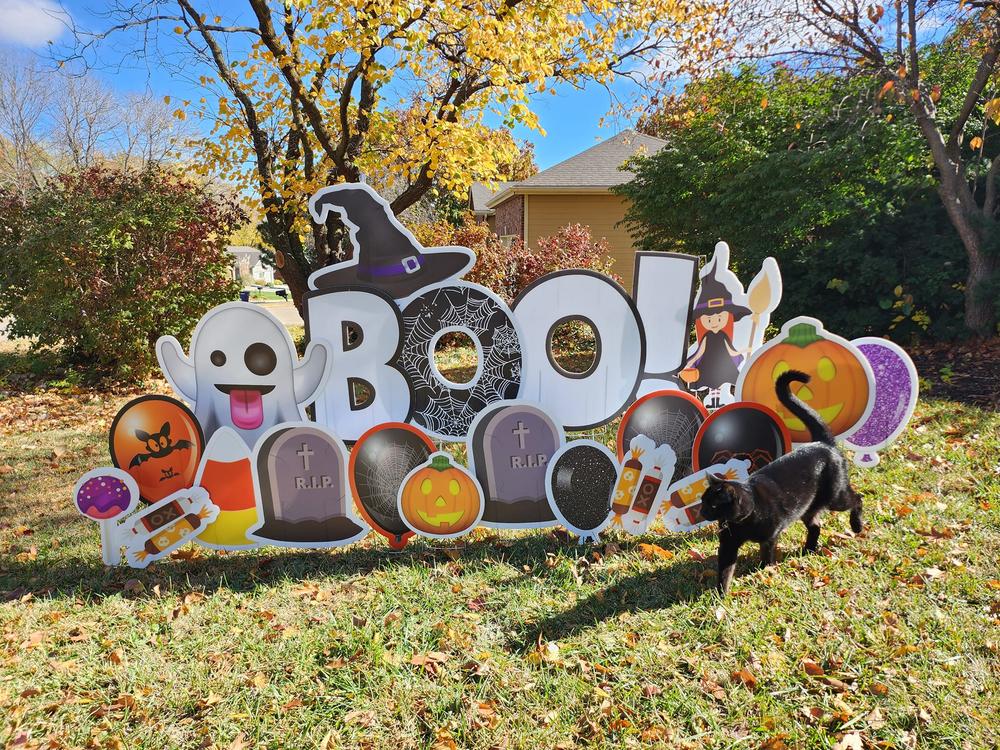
[0,540,475,602]
[0,525,722,606]
[506,556,715,653]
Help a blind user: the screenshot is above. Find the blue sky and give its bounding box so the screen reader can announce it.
[0,0,642,170]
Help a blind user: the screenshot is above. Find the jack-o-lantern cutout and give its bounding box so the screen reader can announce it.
[736,317,873,444]
[110,395,205,502]
[397,452,484,538]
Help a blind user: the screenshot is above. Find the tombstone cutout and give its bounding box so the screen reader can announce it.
[468,401,564,528]
[250,423,368,547]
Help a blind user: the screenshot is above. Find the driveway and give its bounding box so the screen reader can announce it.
[253,301,304,329]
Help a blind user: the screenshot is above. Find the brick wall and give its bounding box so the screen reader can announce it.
[493,195,524,241]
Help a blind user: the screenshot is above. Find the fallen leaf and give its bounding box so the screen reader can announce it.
[802,658,825,676]
[344,709,375,727]
[832,732,864,750]
[638,543,674,561]
[731,667,758,689]
[759,735,788,750]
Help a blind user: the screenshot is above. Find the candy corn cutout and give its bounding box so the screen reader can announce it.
[194,427,259,549]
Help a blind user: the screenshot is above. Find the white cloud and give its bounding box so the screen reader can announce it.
[0,0,69,47]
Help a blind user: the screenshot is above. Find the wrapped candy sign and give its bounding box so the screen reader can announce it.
[71,182,917,567]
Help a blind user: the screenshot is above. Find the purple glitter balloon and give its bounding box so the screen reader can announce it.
[844,338,918,467]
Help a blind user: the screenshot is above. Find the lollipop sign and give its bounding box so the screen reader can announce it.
[73,468,141,566]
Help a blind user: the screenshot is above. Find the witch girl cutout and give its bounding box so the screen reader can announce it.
[680,242,783,409]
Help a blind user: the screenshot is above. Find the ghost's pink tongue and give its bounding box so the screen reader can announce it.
[229,389,264,430]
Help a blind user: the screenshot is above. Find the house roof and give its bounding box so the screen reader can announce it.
[227,245,262,267]
[484,129,667,208]
[469,182,507,214]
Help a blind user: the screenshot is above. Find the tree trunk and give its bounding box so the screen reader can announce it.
[911,100,998,334]
[963,231,999,334]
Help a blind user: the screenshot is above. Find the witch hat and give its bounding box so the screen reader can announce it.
[307,183,475,299]
[693,257,751,319]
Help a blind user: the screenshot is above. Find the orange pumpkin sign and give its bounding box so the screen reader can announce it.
[109,395,204,503]
[397,452,484,538]
[735,317,874,444]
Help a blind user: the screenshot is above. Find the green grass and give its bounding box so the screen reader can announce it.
[0,371,998,749]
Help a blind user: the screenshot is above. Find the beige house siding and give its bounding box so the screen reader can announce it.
[524,193,637,291]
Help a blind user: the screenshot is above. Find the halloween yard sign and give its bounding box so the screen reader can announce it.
[72,182,916,567]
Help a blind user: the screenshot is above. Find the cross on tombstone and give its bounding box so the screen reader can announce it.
[512,421,530,450]
[296,443,314,471]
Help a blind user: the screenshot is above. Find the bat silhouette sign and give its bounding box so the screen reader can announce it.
[110,395,205,503]
[129,422,194,468]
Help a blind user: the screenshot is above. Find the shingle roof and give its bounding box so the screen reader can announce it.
[469,182,506,213]
[485,129,666,208]
[227,246,261,267]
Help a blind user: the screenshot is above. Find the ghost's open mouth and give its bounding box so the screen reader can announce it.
[215,384,275,430]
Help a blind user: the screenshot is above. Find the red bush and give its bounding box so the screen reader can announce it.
[410,214,618,303]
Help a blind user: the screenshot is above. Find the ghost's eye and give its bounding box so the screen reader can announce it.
[245,343,277,376]
[210,350,226,367]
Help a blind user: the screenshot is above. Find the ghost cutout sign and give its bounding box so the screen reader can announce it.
[467,400,564,528]
[350,422,436,549]
[662,458,751,533]
[545,440,618,544]
[156,302,332,448]
[249,423,368,548]
[842,337,919,467]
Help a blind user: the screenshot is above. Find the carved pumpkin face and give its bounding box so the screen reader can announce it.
[398,453,483,538]
[738,320,871,442]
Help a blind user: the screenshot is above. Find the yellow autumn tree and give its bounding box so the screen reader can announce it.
[72,0,719,307]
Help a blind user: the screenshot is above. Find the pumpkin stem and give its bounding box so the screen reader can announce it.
[430,455,453,472]
[784,322,823,348]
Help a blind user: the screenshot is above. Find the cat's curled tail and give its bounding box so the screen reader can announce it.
[775,370,836,447]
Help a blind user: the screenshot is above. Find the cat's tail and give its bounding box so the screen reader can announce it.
[775,370,836,447]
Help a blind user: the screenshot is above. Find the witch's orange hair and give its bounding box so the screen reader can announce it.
[694,311,734,348]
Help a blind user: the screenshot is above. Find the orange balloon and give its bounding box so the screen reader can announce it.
[109,395,204,503]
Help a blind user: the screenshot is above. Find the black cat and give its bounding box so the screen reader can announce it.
[699,370,864,594]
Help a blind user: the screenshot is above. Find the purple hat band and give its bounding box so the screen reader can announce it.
[359,254,422,279]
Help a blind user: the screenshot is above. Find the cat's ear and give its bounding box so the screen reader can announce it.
[707,473,726,485]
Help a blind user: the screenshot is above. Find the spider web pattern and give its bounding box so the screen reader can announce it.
[397,286,522,438]
[354,442,428,531]
[624,411,704,485]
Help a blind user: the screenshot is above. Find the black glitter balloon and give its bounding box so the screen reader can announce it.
[617,391,707,484]
[350,425,434,543]
[692,403,790,473]
[547,442,617,536]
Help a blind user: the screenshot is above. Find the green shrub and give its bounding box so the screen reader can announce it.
[0,167,243,380]
[618,67,969,341]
